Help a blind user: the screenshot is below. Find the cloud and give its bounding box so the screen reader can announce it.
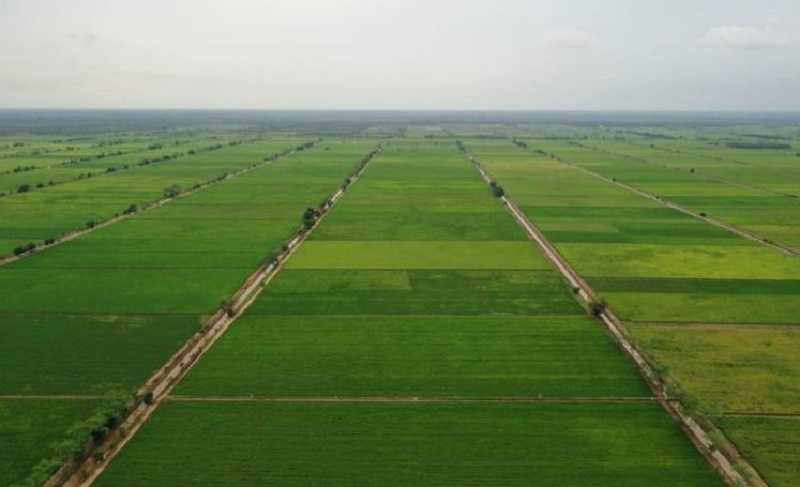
[543,29,596,49]
[698,25,788,49]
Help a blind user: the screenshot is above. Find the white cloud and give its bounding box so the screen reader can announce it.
[698,25,788,49]
[543,29,596,49]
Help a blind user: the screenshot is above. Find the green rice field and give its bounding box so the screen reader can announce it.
[3,113,799,486]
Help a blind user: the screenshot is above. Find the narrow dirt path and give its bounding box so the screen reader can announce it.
[460,145,765,487]
[167,395,660,403]
[0,141,312,268]
[50,143,383,487]
[723,412,800,418]
[0,395,108,400]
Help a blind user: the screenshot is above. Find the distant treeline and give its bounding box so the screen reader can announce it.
[726,141,793,150]
[628,130,677,140]
[742,133,790,141]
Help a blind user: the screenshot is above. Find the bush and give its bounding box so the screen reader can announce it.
[489,181,505,198]
[44,238,56,246]
[13,242,36,256]
[123,203,138,215]
[222,299,236,318]
[303,207,321,228]
[86,220,97,229]
[17,183,31,193]
[143,391,155,405]
[588,297,608,317]
[163,184,182,198]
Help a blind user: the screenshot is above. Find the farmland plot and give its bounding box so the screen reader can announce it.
[0,138,301,257]
[97,139,719,486]
[0,139,376,486]
[468,136,800,486]
[543,138,800,250]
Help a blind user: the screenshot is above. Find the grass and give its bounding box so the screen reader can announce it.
[286,241,550,270]
[717,415,800,487]
[176,315,647,397]
[0,138,302,256]
[0,398,100,487]
[467,139,800,325]
[0,139,379,479]
[0,314,200,395]
[629,324,800,414]
[249,269,581,316]
[96,401,722,487]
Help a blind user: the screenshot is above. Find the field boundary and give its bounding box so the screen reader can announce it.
[539,142,798,257]
[0,140,316,267]
[602,139,800,199]
[460,144,766,487]
[167,395,660,403]
[45,143,383,487]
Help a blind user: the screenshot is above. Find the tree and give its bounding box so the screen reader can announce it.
[489,181,505,198]
[303,207,321,228]
[17,184,31,193]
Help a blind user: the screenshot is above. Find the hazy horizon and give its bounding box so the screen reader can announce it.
[2,0,799,111]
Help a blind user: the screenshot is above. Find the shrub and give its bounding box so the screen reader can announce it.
[86,220,97,229]
[17,183,31,193]
[489,181,505,198]
[222,300,236,317]
[163,184,182,198]
[143,391,155,405]
[44,238,56,245]
[303,207,321,228]
[123,204,138,215]
[13,242,36,256]
[588,297,608,317]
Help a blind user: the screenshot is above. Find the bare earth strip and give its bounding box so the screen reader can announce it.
[462,146,766,487]
[47,144,383,487]
[0,141,311,267]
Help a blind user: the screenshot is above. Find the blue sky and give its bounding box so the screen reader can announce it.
[1,0,798,110]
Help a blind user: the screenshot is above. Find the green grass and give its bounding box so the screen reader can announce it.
[467,139,800,325]
[629,324,800,413]
[176,315,647,397]
[249,269,581,316]
[96,401,722,487]
[0,138,302,256]
[0,139,379,480]
[0,399,100,487]
[717,416,800,487]
[0,314,200,394]
[287,241,550,270]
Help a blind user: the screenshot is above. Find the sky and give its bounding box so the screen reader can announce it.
[1,0,798,111]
